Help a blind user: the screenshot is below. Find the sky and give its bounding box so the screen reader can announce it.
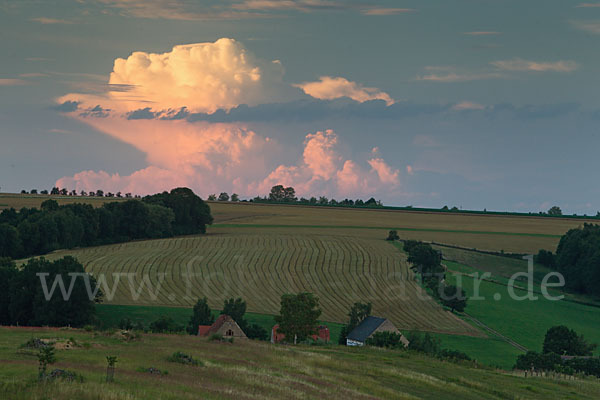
[1,0,600,214]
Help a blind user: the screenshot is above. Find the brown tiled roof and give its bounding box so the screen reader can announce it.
[197,325,212,336]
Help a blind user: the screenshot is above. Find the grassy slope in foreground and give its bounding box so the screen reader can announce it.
[1,327,599,400]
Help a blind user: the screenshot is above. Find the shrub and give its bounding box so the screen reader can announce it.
[149,316,183,333]
[167,351,201,366]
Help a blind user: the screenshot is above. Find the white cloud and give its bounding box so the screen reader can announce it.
[294,76,395,105]
[59,38,285,113]
[491,58,578,72]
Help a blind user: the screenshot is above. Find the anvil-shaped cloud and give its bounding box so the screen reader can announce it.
[56,38,401,199]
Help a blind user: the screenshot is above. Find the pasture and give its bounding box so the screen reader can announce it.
[0,193,123,210]
[209,202,594,253]
[39,229,477,336]
[1,326,599,399]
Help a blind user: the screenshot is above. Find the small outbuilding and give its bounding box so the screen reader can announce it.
[271,324,330,344]
[198,314,247,339]
[346,316,408,347]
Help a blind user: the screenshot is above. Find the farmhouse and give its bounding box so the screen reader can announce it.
[346,316,409,347]
[271,324,330,344]
[197,315,247,339]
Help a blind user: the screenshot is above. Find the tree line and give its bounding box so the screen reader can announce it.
[515,325,599,377]
[0,256,99,327]
[0,187,213,259]
[19,187,140,198]
[398,237,467,313]
[534,223,600,297]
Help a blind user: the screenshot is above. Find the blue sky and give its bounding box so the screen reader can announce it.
[1,0,600,213]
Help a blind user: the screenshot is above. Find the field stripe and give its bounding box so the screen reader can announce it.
[212,224,562,238]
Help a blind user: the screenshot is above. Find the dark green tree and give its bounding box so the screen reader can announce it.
[275,292,321,344]
[543,325,597,356]
[439,284,467,312]
[187,297,214,335]
[222,297,248,330]
[386,230,399,241]
[548,206,563,216]
[218,192,230,201]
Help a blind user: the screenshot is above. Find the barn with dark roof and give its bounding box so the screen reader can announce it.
[346,316,408,347]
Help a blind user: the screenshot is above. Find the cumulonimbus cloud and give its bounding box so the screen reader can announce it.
[491,58,578,72]
[56,39,403,200]
[256,130,400,197]
[294,76,395,105]
[59,38,285,113]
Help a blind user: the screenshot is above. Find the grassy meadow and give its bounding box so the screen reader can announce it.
[1,326,599,400]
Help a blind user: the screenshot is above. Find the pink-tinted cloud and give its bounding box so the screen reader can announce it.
[0,78,28,86]
[368,158,400,185]
[294,76,395,105]
[361,8,414,16]
[452,101,485,111]
[255,130,400,198]
[56,39,403,200]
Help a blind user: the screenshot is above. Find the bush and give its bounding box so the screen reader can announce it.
[149,316,183,333]
[534,249,556,269]
[167,351,201,366]
[365,331,406,349]
[386,230,399,241]
[208,333,233,343]
[245,324,269,341]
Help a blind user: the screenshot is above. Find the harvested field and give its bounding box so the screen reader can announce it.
[39,229,478,336]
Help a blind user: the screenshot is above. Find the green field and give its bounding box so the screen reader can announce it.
[442,261,600,360]
[1,326,599,399]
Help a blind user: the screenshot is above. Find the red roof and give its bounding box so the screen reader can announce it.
[271,324,330,343]
[197,325,212,336]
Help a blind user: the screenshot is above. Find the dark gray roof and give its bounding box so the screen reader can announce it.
[346,316,386,342]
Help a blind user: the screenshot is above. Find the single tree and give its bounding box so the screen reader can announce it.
[386,230,400,241]
[543,325,597,356]
[187,297,214,335]
[218,192,230,201]
[440,284,467,312]
[37,345,57,381]
[230,193,239,202]
[106,356,118,382]
[548,206,562,216]
[222,297,247,329]
[275,292,321,344]
[207,194,217,201]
